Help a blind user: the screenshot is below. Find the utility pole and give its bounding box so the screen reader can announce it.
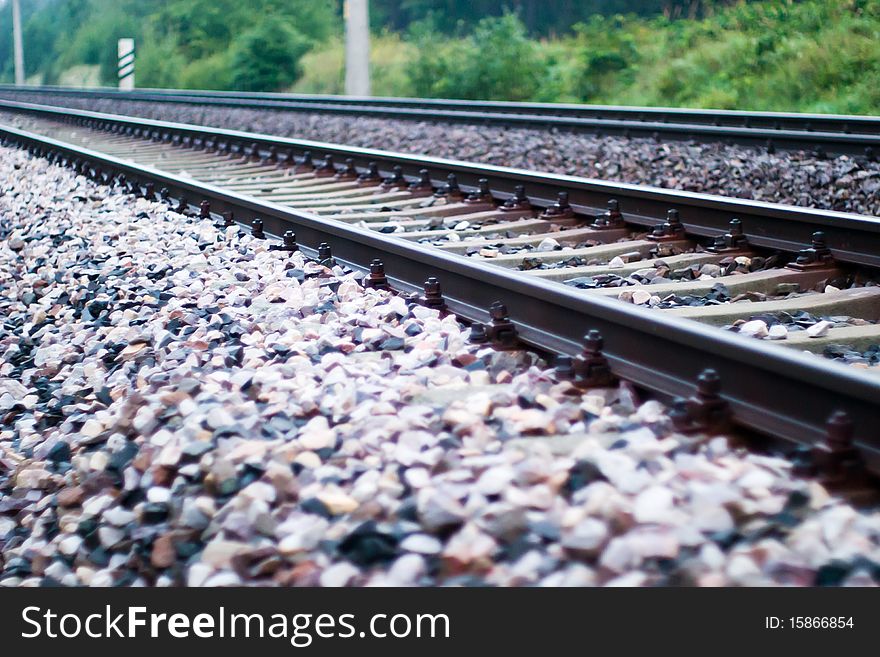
[12,0,25,85]
[344,0,371,96]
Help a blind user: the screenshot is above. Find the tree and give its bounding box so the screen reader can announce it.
[229,21,310,91]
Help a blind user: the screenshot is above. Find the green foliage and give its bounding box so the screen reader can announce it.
[408,12,543,100]
[401,1,880,114]
[370,1,736,36]
[4,0,880,115]
[568,16,641,99]
[229,22,310,92]
[0,0,337,90]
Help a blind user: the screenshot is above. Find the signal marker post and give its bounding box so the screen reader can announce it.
[117,38,135,90]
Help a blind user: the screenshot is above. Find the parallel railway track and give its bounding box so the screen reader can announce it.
[1,85,879,158]
[1,99,879,477]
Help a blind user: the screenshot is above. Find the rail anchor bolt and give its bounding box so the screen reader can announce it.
[671,369,730,435]
[502,185,532,213]
[464,178,494,206]
[787,231,835,271]
[540,191,574,220]
[269,231,298,253]
[419,277,447,311]
[408,169,434,196]
[358,162,381,184]
[554,355,575,382]
[486,301,519,350]
[364,259,390,290]
[468,322,489,345]
[317,242,336,267]
[806,411,869,490]
[591,199,625,230]
[435,173,464,202]
[572,330,616,388]
[706,218,751,254]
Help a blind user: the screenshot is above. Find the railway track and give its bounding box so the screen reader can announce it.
[1,99,879,480]
[1,85,879,158]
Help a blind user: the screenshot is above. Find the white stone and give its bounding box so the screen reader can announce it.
[206,407,235,429]
[80,419,105,438]
[739,319,768,338]
[633,486,676,524]
[98,526,125,548]
[316,490,359,515]
[476,466,514,496]
[319,562,360,587]
[400,533,443,555]
[767,324,788,340]
[203,572,242,587]
[536,237,559,252]
[187,564,214,587]
[59,535,83,555]
[387,554,426,585]
[807,320,832,338]
[298,416,336,450]
[103,507,135,526]
[561,518,608,555]
[147,487,172,504]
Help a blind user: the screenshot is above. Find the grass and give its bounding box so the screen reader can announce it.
[290,33,416,96]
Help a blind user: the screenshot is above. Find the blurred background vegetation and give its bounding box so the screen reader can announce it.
[0,1,878,113]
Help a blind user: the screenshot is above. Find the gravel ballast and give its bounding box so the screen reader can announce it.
[2,146,880,587]
[2,92,879,217]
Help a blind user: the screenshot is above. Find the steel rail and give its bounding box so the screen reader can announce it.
[3,98,880,271]
[1,85,878,157]
[1,112,880,469]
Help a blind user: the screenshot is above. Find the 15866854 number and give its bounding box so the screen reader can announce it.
[789,617,853,629]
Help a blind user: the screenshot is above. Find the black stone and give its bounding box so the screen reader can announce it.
[46,441,71,464]
[106,441,139,473]
[815,561,852,586]
[565,459,607,494]
[337,521,398,566]
[141,503,170,524]
[395,498,419,522]
[379,337,406,351]
[300,497,333,519]
[95,386,113,405]
[3,557,31,577]
[88,547,111,567]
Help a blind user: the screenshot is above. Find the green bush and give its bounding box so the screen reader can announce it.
[229,22,310,92]
[179,52,234,90]
[408,12,544,100]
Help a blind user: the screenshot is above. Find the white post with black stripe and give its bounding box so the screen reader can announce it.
[117,38,135,90]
